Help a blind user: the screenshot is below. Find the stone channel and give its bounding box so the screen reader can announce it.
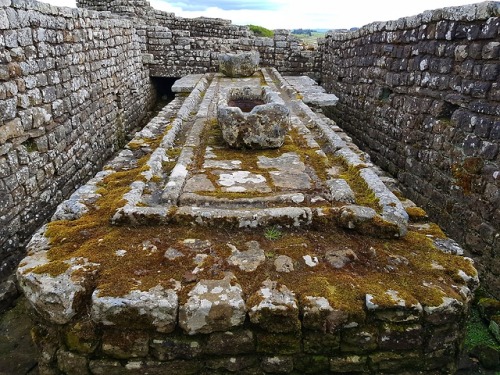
[17,68,479,374]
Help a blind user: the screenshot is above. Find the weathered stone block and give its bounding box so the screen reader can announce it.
[303,331,340,354]
[89,360,201,375]
[293,355,330,374]
[329,355,368,373]
[218,50,259,78]
[206,356,259,372]
[150,335,203,360]
[56,349,89,375]
[205,330,255,355]
[249,279,300,333]
[65,321,99,354]
[256,332,301,355]
[101,330,149,359]
[261,356,294,373]
[17,239,98,325]
[378,322,423,350]
[340,326,378,353]
[369,351,422,372]
[179,274,246,335]
[91,285,178,333]
[301,296,348,333]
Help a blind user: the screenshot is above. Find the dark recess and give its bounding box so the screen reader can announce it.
[152,77,179,100]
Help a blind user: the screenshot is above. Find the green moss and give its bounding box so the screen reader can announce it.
[23,138,38,153]
[256,332,301,354]
[65,321,99,354]
[464,308,500,350]
[478,298,500,321]
[31,260,70,277]
[406,207,428,222]
[339,166,380,211]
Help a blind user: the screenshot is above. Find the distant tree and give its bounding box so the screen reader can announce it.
[291,28,315,36]
[247,25,274,38]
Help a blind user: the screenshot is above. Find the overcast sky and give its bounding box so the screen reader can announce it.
[44,0,483,29]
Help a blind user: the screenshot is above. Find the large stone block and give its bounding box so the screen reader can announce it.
[218,50,259,78]
[179,274,246,335]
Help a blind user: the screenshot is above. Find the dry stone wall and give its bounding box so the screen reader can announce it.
[0,0,155,290]
[145,23,319,78]
[320,2,500,298]
[78,0,320,78]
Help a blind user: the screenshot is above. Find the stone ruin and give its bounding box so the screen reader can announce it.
[218,85,290,149]
[17,63,479,374]
[1,0,498,373]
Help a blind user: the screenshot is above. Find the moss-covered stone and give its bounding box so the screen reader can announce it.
[56,349,89,375]
[378,323,423,351]
[405,206,428,222]
[205,330,255,355]
[65,320,99,354]
[256,332,302,355]
[101,330,149,359]
[340,326,378,354]
[293,355,330,374]
[206,356,259,372]
[150,334,204,361]
[261,355,294,373]
[329,355,368,373]
[303,331,340,355]
[478,298,500,321]
[369,350,422,372]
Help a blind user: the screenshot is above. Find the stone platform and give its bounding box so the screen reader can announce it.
[18,69,478,374]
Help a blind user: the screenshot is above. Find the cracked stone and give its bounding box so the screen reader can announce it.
[228,241,265,272]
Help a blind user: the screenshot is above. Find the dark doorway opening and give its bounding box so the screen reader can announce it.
[152,77,180,101]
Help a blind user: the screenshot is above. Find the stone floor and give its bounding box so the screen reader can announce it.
[12,69,482,374]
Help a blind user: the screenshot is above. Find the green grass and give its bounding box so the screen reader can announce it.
[464,308,500,350]
[264,226,282,241]
[247,25,274,38]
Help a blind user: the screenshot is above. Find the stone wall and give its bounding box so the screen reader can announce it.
[146,26,320,78]
[320,2,500,298]
[75,0,320,78]
[0,0,156,288]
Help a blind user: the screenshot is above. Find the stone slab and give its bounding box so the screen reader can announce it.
[171,74,204,93]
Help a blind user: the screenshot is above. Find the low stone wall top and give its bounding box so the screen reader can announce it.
[326,1,500,40]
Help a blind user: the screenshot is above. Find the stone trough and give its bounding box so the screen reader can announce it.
[17,68,479,374]
[218,86,290,149]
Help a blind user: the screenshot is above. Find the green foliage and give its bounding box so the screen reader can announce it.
[264,226,282,241]
[465,308,500,350]
[23,138,38,153]
[247,24,274,38]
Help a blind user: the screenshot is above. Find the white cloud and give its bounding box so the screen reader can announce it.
[42,0,484,30]
[149,0,485,29]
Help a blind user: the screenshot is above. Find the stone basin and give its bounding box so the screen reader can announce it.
[218,86,290,149]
